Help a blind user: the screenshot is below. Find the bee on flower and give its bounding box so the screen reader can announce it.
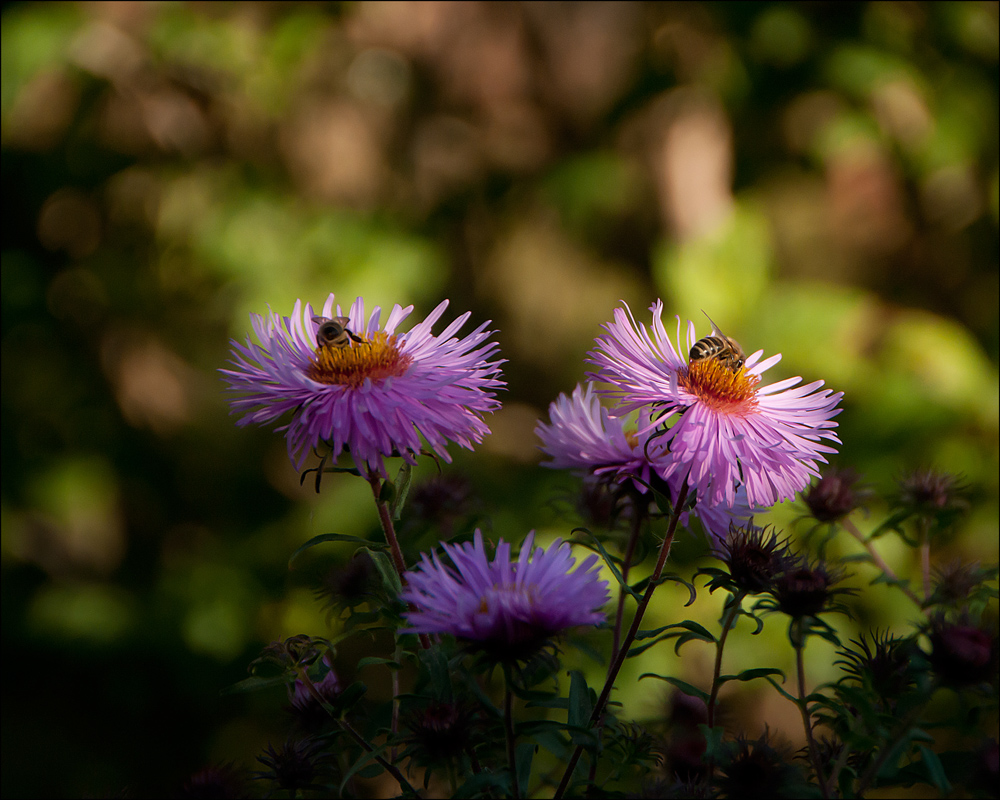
[222,295,505,479]
[587,301,843,510]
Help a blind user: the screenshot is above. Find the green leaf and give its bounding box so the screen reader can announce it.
[762,674,798,703]
[698,724,727,761]
[629,620,716,656]
[452,770,511,798]
[917,745,952,792]
[339,741,392,795]
[355,656,400,669]
[391,461,413,520]
[335,681,368,713]
[219,674,288,696]
[671,620,715,641]
[623,473,674,515]
[719,667,786,685]
[287,533,383,568]
[516,741,536,797]
[570,528,642,602]
[362,547,402,596]
[869,509,913,539]
[638,674,709,703]
[379,477,396,505]
[634,620,714,641]
[567,670,593,730]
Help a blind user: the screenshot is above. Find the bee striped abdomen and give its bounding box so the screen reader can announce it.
[689,335,745,371]
[690,336,728,361]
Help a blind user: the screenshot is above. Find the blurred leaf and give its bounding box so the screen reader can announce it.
[27,583,136,645]
[0,3,81,116]
[653,201,772,326]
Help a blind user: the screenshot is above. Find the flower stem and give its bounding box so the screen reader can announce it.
[707,590,746,729]
[296,667,416,795]
[792,620,830,800]
[918,519,932,601]
[370,474,408,579]
[842,518,925,611]
[611,499,645,669]
[505,681,521,800]
[855,681,936,796]
[553,482,689,800]
[390,642,401,764]
[369,473,431,649]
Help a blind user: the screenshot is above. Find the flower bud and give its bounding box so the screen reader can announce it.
[928,617,996,686]
[181,763,246,799]
[803,467,868,523]
[719,524,792,595]
[772,560,851,619]
[254,739,332,793]
[403,701,478,763]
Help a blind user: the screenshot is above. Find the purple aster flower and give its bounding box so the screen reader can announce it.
[535,382,758,545]
[400,530,610,659]
[588,302,843,509]
[535,382,666,492]
[222,295,504,478]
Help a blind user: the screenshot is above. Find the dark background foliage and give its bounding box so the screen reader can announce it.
[2,1,997,796]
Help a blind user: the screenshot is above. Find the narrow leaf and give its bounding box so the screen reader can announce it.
[719,667,786,684]
[391,461,413,520]
[567,670,593,730]
[220,674,288,696]
[516,741,535,797]
[361,547,402,597]
[339,741,391,795]
[638,674,709,703]
[288,533,382,568]
[355,657,400,670]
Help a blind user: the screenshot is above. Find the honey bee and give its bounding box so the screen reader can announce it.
[312,316,365,349]
[689,312,745,372]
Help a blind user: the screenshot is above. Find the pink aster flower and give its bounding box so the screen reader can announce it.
[400,530,610,659]
[536,382,758,544]
[588,301,842,510]
[222,295,504,478]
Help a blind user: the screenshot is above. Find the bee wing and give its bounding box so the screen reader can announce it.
[701,311,726,337]
[332,316,351,327]
[312,315,330,325]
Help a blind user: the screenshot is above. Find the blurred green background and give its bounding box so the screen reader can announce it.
[2,1,997,796]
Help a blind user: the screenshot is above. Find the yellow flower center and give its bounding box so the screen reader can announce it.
[624,428,640,449]
[307,331,412,388]
[679,358,760,414]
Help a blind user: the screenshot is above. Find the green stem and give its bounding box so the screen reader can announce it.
[553,482,689,800]
[918,519,932,601]
[370,474,408,579]
[708,590,746,729]
[792,621,830,799]
[611,501,645,668]
[505,681,521,800]
[854,678,937,796]
[842,518,925,612]
[369,474,431,649]
[825,728,853,797]
[295,667,416,795]
[390,642,401,763]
